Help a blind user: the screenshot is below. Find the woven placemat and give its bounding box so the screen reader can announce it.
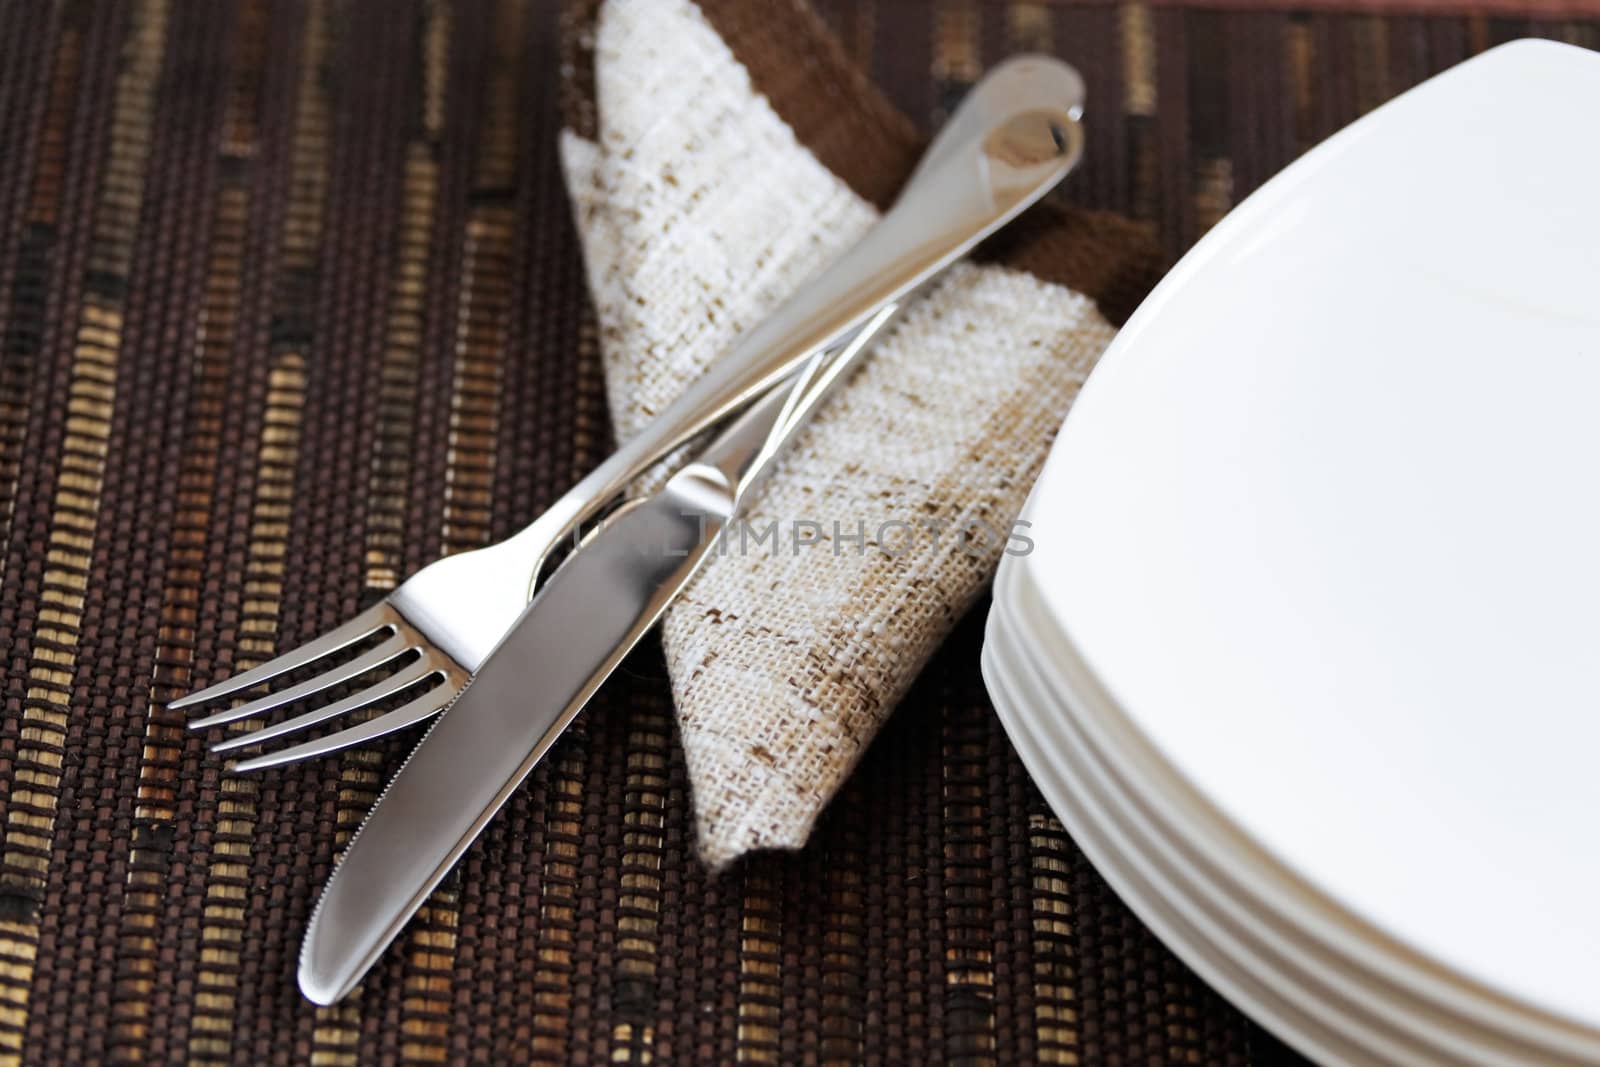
[0,1,1592,1063]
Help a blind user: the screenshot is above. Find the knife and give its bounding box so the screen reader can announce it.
[297,309,896,1005]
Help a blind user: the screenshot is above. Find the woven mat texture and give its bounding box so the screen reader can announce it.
[0,2,1593,1064]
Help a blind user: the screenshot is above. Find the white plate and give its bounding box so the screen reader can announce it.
[986,600,1582,1064]
[982,629,1394,1067]
[994,561,1600,1060]
[987,601,1600,1063]
[1011,38,1600,1031]
[984,624,1450,1066]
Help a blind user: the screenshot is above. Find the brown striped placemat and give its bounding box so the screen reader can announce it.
[0,1,1590,1063]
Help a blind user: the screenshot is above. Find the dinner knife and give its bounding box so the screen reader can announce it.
[297,310,895,1005]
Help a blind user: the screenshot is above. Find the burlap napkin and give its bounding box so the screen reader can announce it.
[558,0,1159,869]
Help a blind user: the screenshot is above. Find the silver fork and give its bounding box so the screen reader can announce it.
[176,324,878,770]
[175,55,1087,770]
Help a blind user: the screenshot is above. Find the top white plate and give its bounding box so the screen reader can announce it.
[1019,40,1600,1029]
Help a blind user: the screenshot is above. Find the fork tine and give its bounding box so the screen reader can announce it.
[186,632,413,732]
[170,604,397,710]
[228,681,461,773]
[209,656,445,754]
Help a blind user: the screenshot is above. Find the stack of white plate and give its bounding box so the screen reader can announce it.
[982,39,1600,1067]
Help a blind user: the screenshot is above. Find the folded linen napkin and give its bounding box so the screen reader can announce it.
[559,0,1160,869]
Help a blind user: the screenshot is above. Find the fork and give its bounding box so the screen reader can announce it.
[175,55,1087,770]
[177,323,879,771]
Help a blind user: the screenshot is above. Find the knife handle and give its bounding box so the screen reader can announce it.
[494,56,1086,598]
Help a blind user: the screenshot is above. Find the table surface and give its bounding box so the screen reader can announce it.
[0,1,1593,1064]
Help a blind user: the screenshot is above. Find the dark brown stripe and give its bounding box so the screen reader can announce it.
[941,714,999,1064]
[1189,17,1236,237]
[134,0,267,827]
[1040,3,1118,215]
[112,4,268,1060]
[817,820,867,1064]
[186,352,308,1064]
[557,0,602,144]
[1119,4,1165,228]
[0,2,170,1057]
[379,3,531,1058]
[500,7,607,1049]
[397,888,461,1064]
[332,8,454,1066]
[175,0,332,1059]
[1027,815,1080,1063]
[934,0,985,122]
[363,4,449,592]
[437,0,524,561]
[609,704,673,1064]
[526,751,587,1057]
[1006,2,1057,53]
[0,5,74,582]
[735,870,783,1063]
[1153,6,1195,261]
